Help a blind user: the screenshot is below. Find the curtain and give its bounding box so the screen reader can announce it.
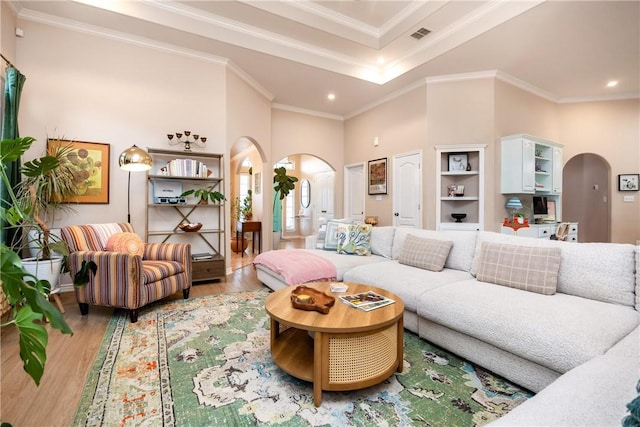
[1,67,26,247]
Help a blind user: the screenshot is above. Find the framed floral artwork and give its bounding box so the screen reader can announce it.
[48,139,110,203]
[368,157,387,195]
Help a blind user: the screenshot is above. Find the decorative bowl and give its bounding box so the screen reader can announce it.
[290,285,335,314]
[451,213,467,223]
[179,222,203,232]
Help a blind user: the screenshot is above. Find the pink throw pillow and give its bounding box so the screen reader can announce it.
[105,232,144,257]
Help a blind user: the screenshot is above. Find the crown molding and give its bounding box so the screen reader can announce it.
[18,8,273,102]
[494,70,559,102]
[558,93,640,104]
[272,103,344,121]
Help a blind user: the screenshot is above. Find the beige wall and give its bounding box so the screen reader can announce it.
[16,20,227,235]
[559,99,640,244]
[345,86,427,226]
[427,78,495,229]
[1,2,17,68]
[271,108,344,218]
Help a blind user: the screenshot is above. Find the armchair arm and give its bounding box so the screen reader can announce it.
[143,242,191,265]
[68,251,143,309]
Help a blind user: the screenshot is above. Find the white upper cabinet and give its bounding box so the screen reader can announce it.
[501,134,563,195]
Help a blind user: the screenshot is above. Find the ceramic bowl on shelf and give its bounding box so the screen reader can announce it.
[451,213,467,223]
[178,222,203,232]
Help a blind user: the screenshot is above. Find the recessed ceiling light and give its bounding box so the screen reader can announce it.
[377,57,385,65]
[327,93,336,101]
[607,80,618,88]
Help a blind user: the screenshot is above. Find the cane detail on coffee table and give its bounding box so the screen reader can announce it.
[265,282,404,406]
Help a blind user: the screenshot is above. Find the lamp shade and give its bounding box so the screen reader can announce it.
[505,197,523,210]
[119,145,152,171]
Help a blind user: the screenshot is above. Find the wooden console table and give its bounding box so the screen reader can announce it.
[236,221,262,257]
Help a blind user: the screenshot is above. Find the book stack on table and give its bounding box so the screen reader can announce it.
[192,252,213,261]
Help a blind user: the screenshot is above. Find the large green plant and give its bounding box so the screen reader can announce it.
[0,136,73,385]
[272,166,298,232]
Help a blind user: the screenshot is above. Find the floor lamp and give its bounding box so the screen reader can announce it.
[118,145,152,223]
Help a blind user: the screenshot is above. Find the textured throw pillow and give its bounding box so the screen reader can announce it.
[337,224,372,256]
[323,219,353,250]
[398,234,453,272]
[106,232,145,257]
[475,242,561,295]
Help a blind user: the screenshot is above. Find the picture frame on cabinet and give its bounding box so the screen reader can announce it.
[448,153,468,171]
[618,174,639,191]
[368,157,387,195]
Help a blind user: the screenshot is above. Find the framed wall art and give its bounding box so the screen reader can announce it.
[618,174,639,191]
[368,157,387,195]
[48,139,110,204]
[254,172,261,194]
[448,153,468,171]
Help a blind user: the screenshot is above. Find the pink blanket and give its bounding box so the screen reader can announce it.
[253,249,337,285]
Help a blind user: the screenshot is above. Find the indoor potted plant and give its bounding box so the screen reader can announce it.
[180,186,225,205]
[0,136,73,386]
[272,166,298,248]
[13,139,80,291]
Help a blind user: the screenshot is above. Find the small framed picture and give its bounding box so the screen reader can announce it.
[368,157,387,195]
[618,174,639,191]
[448,153,468,171]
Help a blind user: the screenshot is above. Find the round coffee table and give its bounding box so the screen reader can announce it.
[265,282,404,406]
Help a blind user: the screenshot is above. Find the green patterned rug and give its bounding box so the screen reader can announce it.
[73,290,532,426]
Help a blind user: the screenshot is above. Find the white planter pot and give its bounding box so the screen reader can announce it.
[22,256,64,292]
[27,228,63,258]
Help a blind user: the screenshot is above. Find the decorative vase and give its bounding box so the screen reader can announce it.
[231,237,249,253]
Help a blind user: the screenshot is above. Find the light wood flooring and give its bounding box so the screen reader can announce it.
[0,238,303,426]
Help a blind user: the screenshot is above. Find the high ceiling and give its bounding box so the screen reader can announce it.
[10,0,640,117]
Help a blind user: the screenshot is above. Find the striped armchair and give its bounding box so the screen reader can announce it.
[61,223,191,322]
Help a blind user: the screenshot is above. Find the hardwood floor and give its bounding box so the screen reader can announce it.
[0,238,303,426]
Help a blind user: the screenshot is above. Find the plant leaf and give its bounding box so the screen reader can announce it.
[0,136,36,163]
[21,156,60,177]
[15,305,48,385]
[73,260,97,287]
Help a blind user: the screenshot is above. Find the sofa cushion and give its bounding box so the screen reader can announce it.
[476,242,561,295]
[472,231,637,308]
[323,218,354,250]
[392,228,477,272]
[106,232,145,257]
[398,235,453,272]
[337,223,372,256]
[370,226,395,259]
[417,278,640,374]
[343,261,472,313]
[489,326,640,427]
[300,249,389,280]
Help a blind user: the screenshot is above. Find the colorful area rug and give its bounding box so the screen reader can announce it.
[73,290,532,426]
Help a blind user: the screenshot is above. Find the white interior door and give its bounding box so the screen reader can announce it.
[392,152,422,228]
[313,171,335,231]
[344,163,365,223]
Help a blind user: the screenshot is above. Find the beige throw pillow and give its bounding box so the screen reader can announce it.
[476,242,561,295]
[398,235,453,272]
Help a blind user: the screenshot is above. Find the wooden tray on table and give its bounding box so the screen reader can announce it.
[290,285,335,314]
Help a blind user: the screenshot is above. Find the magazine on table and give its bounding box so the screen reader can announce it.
[339,291,395,311]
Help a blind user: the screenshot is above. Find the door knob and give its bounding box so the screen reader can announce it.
[394,212,399,216]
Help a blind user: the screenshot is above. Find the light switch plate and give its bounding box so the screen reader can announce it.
[624,195,635,202]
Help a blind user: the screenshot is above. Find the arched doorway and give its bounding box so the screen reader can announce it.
[562,153,610,242]
[274,154,334,243]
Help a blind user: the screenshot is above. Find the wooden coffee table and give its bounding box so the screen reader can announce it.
[265,282,404,406]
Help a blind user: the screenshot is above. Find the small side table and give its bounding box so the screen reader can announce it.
[236,221,262,257]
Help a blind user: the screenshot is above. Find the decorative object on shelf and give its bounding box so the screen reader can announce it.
[447,184,457,197]
[119,144,152,222]
[367,157,387,195]
[503,217,530,234]
[290,285,335,314]
[448,153,468,171]
[178,222,203,232]
[167,130,207,152]
[618,174,639,191]
[364,216,379,226]
[454,185,465,197]
[451,213,466,223]
[505,197,524,219]
[466,163,472,171]
[180,186,225,205]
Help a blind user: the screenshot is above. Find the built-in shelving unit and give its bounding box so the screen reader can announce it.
[435,144,486,231]
[146,148,225,282]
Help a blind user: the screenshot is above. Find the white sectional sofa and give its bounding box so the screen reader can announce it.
[254,226,640,425]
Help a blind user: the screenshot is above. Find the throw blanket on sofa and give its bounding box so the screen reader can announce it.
[253,249,337,285]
